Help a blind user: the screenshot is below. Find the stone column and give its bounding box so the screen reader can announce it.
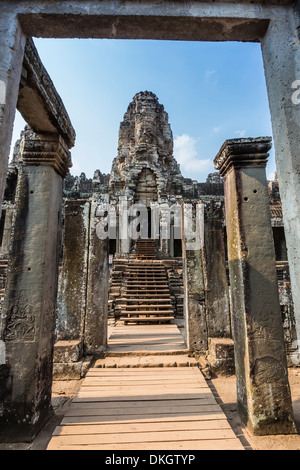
[214,137,295,436]
[84,196,109,356]
[159,204,170,255]
[55,199,91,362]
[204,200,231,338]
[0,204,15,256]
[119,196,130,255]
[182,202,208,352]
[0,130,71,442]
[261,8,300,347]
[0,14,25,204]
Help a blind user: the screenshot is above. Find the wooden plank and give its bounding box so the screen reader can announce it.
[86,373,204,380]
[85,371,204,379]
[109,334,182,338]
[53,419,233,436]
[107,345,187,352]
[61,413,227,425]
[84,374,204,381]
[108,338,185,343]
[47,342,244,451]
[47,428,240,447]
[86,372,205,380]
[78,386,212,394]
[108,343,186,348]
[110,328,182,332]
[87,366,201,372]
[85,370,200,377]
[66,402,222,413]
[66,398,220,416]
[81,380,210,387]
[82,379,208,386]
[108,337,184,343]
[67,398,214,409]
[65,404,220,416]
[74,389,211,398]
[66,404,223,414]
[47,439,244,450]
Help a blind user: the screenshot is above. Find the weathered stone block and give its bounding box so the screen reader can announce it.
[52,356,93,380]
[207,337,235,376]
[53,340,83,363]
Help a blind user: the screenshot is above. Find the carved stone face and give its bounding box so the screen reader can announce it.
[115,91,176,170]
[136,121,156,146]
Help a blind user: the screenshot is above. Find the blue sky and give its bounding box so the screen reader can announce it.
[11,38,276,182]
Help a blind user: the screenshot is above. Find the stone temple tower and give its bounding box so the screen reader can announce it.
[109,91,184,208]
[108,91,187,256]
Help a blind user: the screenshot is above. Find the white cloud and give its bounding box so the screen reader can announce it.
[174,134,212,174]
[205,69,216,81]
[235,129,246,138]
[213,125,222,133]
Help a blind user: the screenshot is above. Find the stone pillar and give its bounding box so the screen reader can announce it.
[119,197,130,255]
[0,14,25,203]
[182,202,208,352]
[261,8,300,346]
[55,200,91,369]
[214,137,295,436]
[84,196,109,356]
[0,130,71,442]
[160,204,170,255]
[169,225,174,258]
[204,200,231,338]
[56,199,91,342]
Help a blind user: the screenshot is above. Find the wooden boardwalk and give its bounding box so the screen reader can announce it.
[107,323,188,355]
[47,366,244,450]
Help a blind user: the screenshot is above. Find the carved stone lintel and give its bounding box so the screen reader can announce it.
[20,38,76,149]
[20,129,72,178]
[214,137,272,177]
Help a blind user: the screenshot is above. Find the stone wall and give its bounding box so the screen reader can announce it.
[0,94,296,367]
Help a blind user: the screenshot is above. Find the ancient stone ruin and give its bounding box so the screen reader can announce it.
[0,0,300,447]
[0,87,297,441]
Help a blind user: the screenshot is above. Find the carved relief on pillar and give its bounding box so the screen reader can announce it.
[3,292,35,343]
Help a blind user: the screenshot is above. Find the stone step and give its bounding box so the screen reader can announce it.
[95,355,198,367]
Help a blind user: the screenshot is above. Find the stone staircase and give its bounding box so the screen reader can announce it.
[119,259,175,324]
[136,239,157,260]
[108,237,184,322]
